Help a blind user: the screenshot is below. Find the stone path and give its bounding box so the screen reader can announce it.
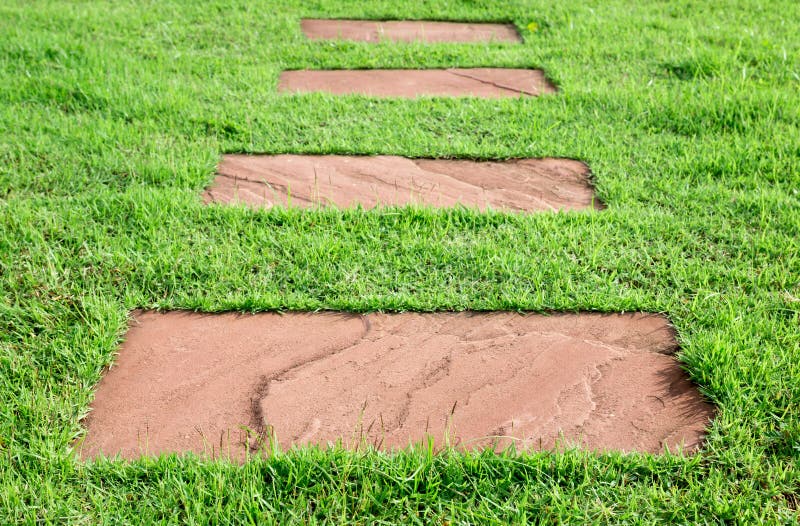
[81,16,714,458]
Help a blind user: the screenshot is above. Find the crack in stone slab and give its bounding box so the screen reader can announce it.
[248,315,370,446]
[444,68,541,96]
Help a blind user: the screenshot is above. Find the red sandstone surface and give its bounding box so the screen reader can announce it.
[278,68,556,98]
[300,19,522,43]
[79,311,714,460]
[203,155,600,211]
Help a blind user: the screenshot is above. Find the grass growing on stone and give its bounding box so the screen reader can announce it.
[1,0,799,522]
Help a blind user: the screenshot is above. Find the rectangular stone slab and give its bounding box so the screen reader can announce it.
[278,69,556,98]
[78,311,714,460]
[203,155,600,212]
[301,19,522,43]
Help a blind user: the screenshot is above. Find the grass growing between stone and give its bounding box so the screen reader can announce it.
[1,0,799,522]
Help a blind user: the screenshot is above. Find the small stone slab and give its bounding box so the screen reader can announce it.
[278,69,556,98]
[203,155,600,212]
[301,19,522,43]
[79,311,714,460]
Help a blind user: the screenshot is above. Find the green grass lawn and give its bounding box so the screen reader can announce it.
[1,0,799,522]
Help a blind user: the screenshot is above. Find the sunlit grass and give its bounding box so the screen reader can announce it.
[0,0,799,522]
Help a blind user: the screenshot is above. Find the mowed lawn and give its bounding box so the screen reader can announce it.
[1,0,799,523]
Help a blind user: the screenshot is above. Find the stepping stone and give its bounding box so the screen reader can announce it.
[278,69,556,98]
[79,311,714,460]
[203,155,600,212]
[301,19,522,43]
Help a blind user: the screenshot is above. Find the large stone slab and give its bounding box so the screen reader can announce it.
[278,69,556,98]
[301,19,522,43]
[79,311,714,460]
[203,155,600,212]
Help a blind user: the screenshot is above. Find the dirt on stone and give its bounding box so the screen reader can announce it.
[278,68,556,98]
[203,155,600,212]
[300,19,522,43]
[78,311,715,461]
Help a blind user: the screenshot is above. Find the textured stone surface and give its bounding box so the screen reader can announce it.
[204,155,600,212]
[278,68,556,98]
[301,19,522,43]
[79,311,714,460]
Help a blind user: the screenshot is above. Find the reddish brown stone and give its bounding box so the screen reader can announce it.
[278,69,556,98]
[78,311,714,460]
[301,19,522,43]
[203,155,600,212]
